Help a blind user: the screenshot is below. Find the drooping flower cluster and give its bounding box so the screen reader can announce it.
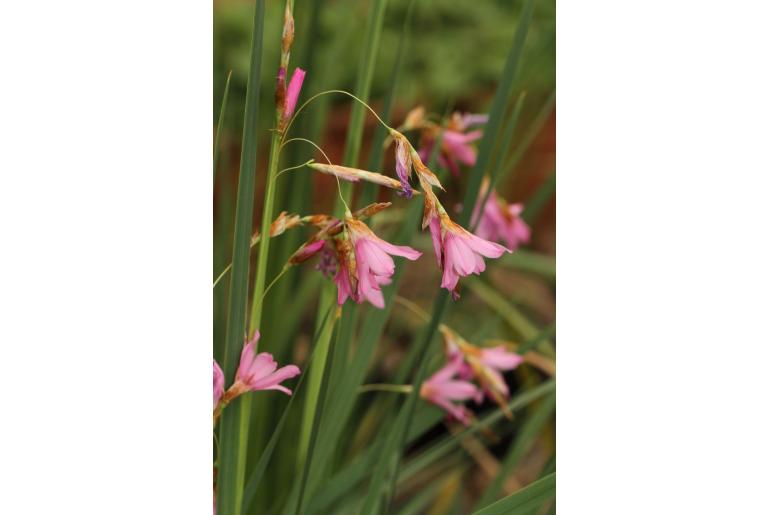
[276,116,512,303]
[230,101,514,308]
[213,332,300,423]
[420,326,524,425]
[402,133,511,298]
[280,202,422,309]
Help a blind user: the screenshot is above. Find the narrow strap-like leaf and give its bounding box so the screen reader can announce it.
[360,0,418,206]
[473,472,555,515]
[240,305,335,513]
[474,392,556,509]
[213,70,232,180]
[216,2,266,515]
[471,92,527,231]
[522,168,555,224]
[459,0,536,227]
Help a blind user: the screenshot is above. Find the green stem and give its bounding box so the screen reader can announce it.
[213,70,232,180]
[297,289,335,466]
[248,133,283,333]
[296,0,389,501]
[358,384,413,394]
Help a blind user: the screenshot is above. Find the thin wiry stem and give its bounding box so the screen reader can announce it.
[280,137,351,214]
[394,295,432,323]
[275,160,314,179]
[261,265,290,302]
[358,384,414,395]
[281,89,391,143]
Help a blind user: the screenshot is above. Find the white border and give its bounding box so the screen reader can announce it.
[1,1,211,513]
[559,1,770,512]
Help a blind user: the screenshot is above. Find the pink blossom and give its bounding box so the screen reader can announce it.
[336,219,421,308]
[230,332,301,397]
[418,120,484,176]
[213,359,225,410]
[474,191,531,250]
[284,67,306,121]
[429,215,510,293]
[420,354,482,426]
[477,346,524,398]
[457,113,488,129]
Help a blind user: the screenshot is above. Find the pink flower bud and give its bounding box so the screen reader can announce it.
[284,67,306,122]
[213,359,225,410]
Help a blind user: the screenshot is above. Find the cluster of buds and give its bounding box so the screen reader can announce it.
[275,1,305,131]
[419,326,524,425]
[213,332,300,424]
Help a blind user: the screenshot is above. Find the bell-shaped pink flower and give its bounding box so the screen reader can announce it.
[420,353,482,426]
[228,332,300,398]
[474,191,531,251]
[336,219,421,308]
[283,67,306,122]
[429,215,511,294]
[213,359,225,410]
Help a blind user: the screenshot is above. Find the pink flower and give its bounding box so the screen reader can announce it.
[457,113,488,129]
[428,215,511,294]
[284,67,306,121]
[417,112,485,176]
[336,219,421,308]
[420,353,482,426]
[477,346,524,398]
[213,359,225,410]
[474,191,531,251]
[228,332,301,398]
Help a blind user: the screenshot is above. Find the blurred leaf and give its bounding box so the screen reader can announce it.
[360,0,418,206]
[460,0,535,227]
[472,91,527,231]
[294,317,340,515]
[398,380,555,483]
[472,472,555,515]
[501,90,555,189]
[474,392,556,508]
[311,380,555,512]
[465,277,555,358]
[498,249,555,281]
[522,169,555,225]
